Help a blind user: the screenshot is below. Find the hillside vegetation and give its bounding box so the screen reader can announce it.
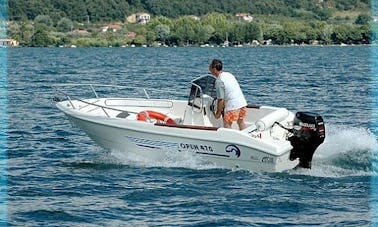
[9,0,370,22]
[7,0,374,47]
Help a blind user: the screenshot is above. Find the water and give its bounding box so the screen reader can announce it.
[5,46,378,226]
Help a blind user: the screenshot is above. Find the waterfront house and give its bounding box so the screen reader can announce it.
[0,39,19,47]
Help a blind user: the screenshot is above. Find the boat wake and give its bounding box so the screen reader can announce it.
[108,148,219,170]
[292,124,378,177]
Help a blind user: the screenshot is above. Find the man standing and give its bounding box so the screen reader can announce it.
[208,59,247,130]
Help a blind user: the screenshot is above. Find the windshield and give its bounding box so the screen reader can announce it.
[187,75,217,107]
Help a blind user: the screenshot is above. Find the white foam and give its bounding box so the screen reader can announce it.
[314,124,378,160]
[290,163,371,178]
[306,124,378,176]
[107,148,219,170]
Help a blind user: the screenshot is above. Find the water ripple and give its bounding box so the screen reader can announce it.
[5,46,375,226]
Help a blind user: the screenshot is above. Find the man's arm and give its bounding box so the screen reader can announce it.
[215,99,225,119]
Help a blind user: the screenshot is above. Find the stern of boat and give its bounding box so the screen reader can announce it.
[288,112,325,168]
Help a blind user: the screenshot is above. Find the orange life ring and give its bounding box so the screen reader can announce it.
[137,110,176,125]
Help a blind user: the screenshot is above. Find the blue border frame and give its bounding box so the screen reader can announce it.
[372,0,378,225]
[0,0,7,225]
[372,48,378,225]
[0,48,7,225]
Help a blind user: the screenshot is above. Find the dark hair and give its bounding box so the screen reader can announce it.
[210,59,223,71]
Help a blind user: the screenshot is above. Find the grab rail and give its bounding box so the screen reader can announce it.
[188,82,204,112]
[53,83,186,100]
[89,84,98,98]
[67,97,140,115]
[53,83,186,117]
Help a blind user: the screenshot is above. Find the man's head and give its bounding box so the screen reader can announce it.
[209,59,223,76]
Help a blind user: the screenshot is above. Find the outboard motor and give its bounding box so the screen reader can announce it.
[288,112,325,168]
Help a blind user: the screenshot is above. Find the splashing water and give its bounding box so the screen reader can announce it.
[107,149,219,170]
[312,124,378,175]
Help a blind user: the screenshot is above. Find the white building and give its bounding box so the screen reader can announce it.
[136,13,151,24]
[0,39,19,47]
[235,13,253,22]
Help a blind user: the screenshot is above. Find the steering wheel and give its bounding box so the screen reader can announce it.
[210,98,217,115]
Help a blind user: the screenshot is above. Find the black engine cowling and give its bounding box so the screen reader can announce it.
[288,112,325,168]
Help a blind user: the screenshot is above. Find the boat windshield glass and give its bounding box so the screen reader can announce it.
[188,75,217,107]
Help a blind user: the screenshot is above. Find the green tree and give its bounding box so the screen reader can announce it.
[57,17,73,32]
[244,22,262,42]
[147,16,173,29]
[7,22,21,41]
[128,0,144,13]
[18,21,35,45]
[146,30,156,45]
[172,16,199,45]
[261,23,283,44]
[133,35,147,45]
[229,22,245,44]
[303,23,319,42]
[196,24,214,44]
[360,24,370,43]
[332,24,363,44]
[345,25,364,43]
[319,24,333,44]
[155,24,170,44]
[51,1,88,22]
[313,8,333,21]
[355,14,370,25]
[30,24,56,46]
[202,12,231,44]
[274,28,289,44]
[34,14,53,27]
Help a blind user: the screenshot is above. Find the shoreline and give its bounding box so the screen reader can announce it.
[3,43,375,48]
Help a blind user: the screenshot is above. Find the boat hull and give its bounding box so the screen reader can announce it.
[64,111,299,172]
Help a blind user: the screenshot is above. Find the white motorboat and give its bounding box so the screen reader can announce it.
[55,75,325,172]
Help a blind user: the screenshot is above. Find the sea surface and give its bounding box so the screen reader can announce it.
[4,46,378,226]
